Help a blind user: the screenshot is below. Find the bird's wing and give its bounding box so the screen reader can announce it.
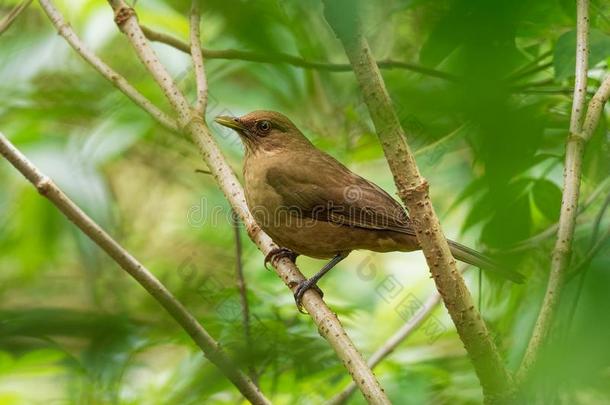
[265,152,416,236]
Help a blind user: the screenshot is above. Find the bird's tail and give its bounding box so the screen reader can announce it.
[448,240,524,283]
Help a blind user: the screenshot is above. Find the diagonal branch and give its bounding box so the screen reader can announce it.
[322,2,514,403]
[0,131,269,405]
[105,1,390,403]
[189,1,208,115]
[0,0,33,36]
[329,289,443,405]
[580,74,610,140]
[38,0,178,133]
[139,25,458,81]
[329,265,469,405]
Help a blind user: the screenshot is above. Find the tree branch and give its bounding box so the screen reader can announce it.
[0,0,33,36]
[329,289,443,405]
[105,1,390,402]
[517,0,610,384]
[329,265,470,405]
[0,131,269,405]
[38,0,179,133]
[570,0,590,136]
[189,1,208,115]
[322,3,514,403]
[581,74,610,140]
[139,25,458,82]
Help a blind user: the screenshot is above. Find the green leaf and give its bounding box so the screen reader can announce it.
[532,179,562,221]
[554,29,610,81]
[482,192,532,247]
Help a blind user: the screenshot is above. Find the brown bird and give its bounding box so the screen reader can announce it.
[215,111,523,309]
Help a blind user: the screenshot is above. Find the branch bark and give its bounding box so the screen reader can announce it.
[322,2,514,403]
[570,0,590,136]
[0,131,270,405]
[516,0,610,384]
[518,70,610,381]
[105,1,390,403]
[189,1,208,115]
[139,24,457,81]
[38,0,179,133]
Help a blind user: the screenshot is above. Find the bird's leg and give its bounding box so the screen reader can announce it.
[294,252,349,312]
[264,247,299,270]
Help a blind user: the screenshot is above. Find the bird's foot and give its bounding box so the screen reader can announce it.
[264,247,298,270]
[293,279,324,313]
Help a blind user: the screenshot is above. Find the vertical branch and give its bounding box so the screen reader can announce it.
[104,1,391,402]
[570,0,590,135]
[517,0,597,383]
[322,2,514,403]
[189,0,208,114]
[0,132,270,405]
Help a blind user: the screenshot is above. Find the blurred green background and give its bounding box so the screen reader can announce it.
[1,0,609,403]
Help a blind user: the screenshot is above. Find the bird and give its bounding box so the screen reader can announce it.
[215,111,523,310]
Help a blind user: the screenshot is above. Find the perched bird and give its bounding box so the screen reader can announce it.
[215,111,523,309]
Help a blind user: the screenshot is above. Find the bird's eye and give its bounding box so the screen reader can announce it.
[256,120,271,133]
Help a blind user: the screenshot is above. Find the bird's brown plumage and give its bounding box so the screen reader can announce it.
[215,110,523,283]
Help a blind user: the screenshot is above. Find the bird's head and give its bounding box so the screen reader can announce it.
[215,110,310,154]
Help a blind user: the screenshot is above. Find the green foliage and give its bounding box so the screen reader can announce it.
[0,0,609,404]
[554,28,610,81]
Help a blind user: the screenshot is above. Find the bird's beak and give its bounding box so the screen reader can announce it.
[215,115,246,132]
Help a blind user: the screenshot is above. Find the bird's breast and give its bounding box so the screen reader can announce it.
[243,153,285,225]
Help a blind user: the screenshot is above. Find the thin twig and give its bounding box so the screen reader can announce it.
[329,289,442,404]
[590,193,610,245]
[106,1,390,402]
[331,265,470,404]
[231,209,256,384]
[571,221,610,277]
[565,192,610,327]
[139,24,458,82]
[517,0,599,384]
[38,0,179,133]
[0,131,269,405]
[505,50,552,80]
[189,1,208,114]
[506,178,610,253]
[322,2,514,403]
[507,61,553,82]
[0,0,33,36]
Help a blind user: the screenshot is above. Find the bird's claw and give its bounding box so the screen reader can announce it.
[293,279,324,313]
[264,247,298,270]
